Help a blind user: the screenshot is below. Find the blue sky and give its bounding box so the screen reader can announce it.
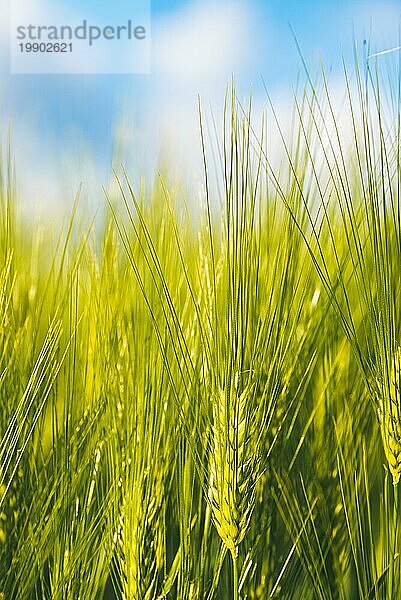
[0,0,400,209]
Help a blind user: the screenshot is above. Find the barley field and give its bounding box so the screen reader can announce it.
[1,56,401,599]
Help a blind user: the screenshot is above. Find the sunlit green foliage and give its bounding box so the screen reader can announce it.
[0,53,400,599]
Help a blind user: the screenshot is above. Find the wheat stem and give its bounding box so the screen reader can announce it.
[389,485,399,599]
[232,551,239,600]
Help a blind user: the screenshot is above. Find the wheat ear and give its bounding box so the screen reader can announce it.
[378,347,401,485]
[208,379,257,559]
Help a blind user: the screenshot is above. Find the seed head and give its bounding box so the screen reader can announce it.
[378,347,401,485]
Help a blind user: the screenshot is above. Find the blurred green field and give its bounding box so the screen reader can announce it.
[1,57,401,599]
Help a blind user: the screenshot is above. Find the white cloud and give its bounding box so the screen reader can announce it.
[153,0,256,86]
[9,0,399,214]
[1,0,265,207]
[113,0,266,191]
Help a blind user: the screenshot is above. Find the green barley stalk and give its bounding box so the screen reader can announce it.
[261,45,401,596]
[208,379,258,598]
[378,347,401,486]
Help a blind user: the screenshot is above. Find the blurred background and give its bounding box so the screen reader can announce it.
[0,0,400,214]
